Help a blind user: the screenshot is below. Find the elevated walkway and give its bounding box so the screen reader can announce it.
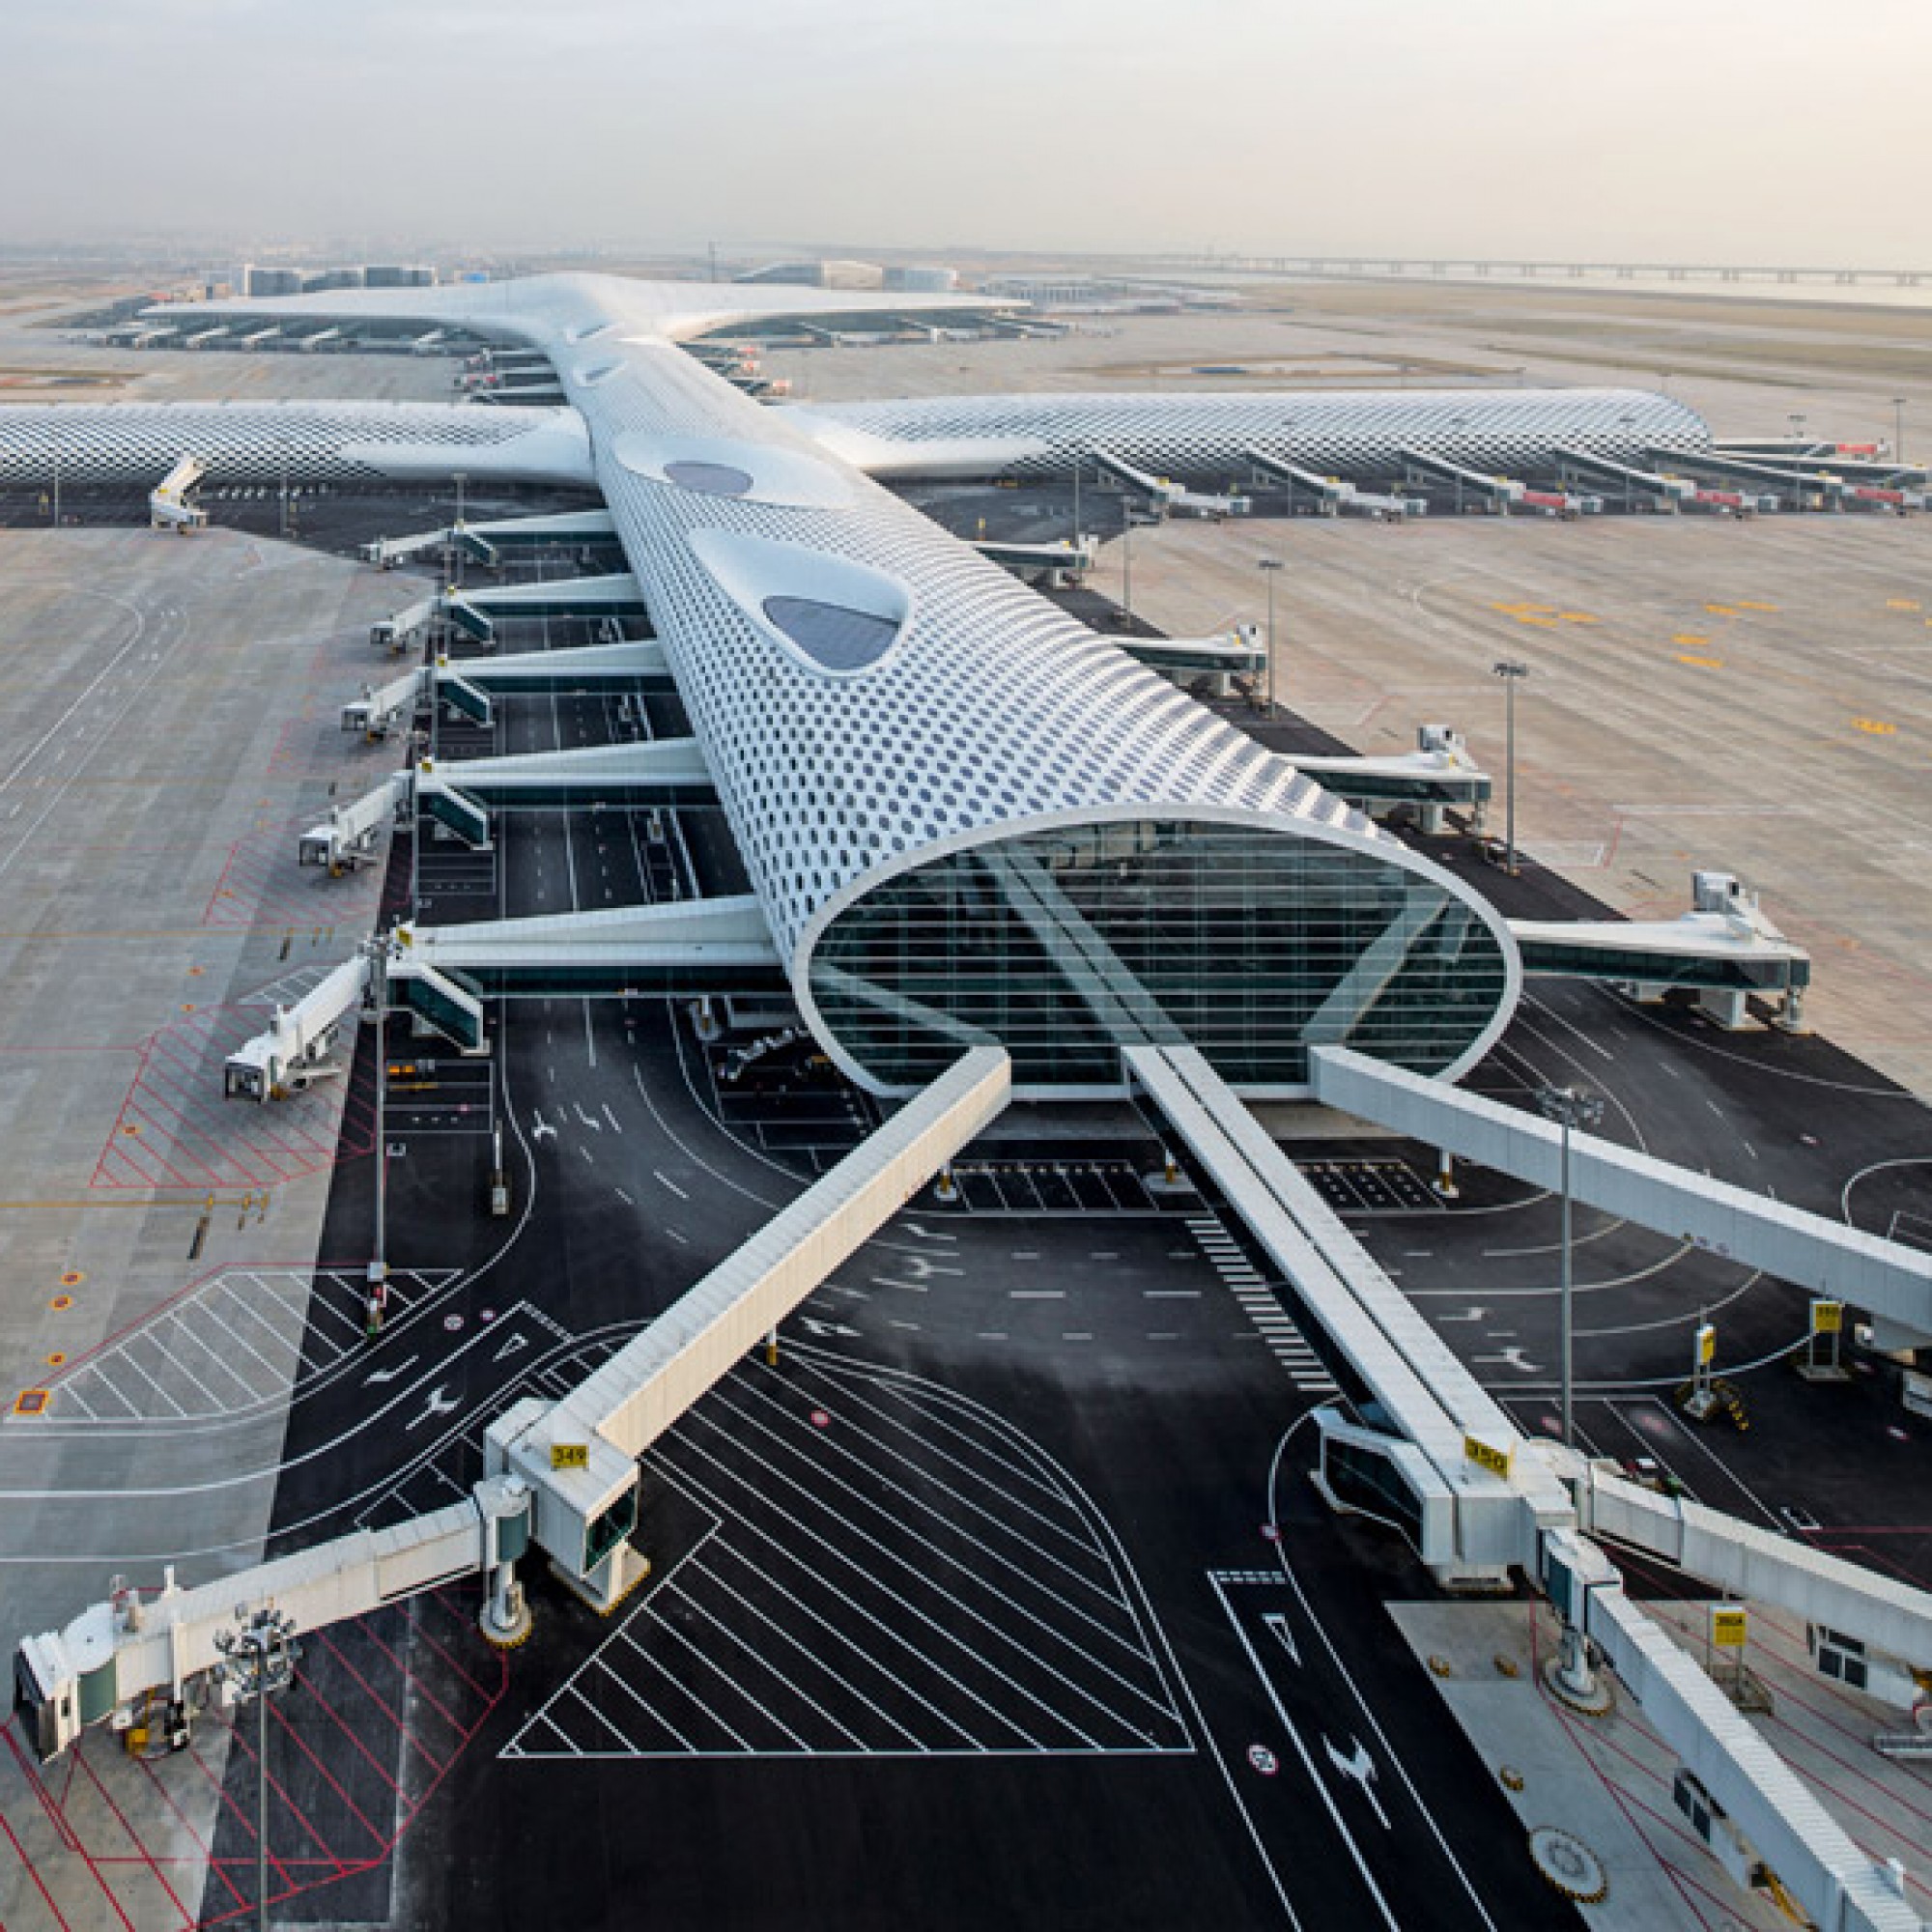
[1545,1533,1923,1932]
[456,507,619,568]
[413,739,716,847]
[1124,1041,1568,1582]
[1116,626,1264,678]
[441,572,647,643]
[430,640,673,726]
[1308,1044,1932,1350]
[972,535,1096,582]
[385,952,489,1053]
[1646,445,1833,508]
[1580,1464,1932,1671]
[1245,447,1424,519]
[298,772,408,871]
[1293,724,1490,832]
[396,896,784,1000]
[490,1045,1012,1607]
[1399,446,1523,511]
[1553,443,1693,510]
[1510,871,1808,1028]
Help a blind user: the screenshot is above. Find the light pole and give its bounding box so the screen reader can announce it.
[366,936,389,1335]
[1258,555,1283,715]
[213,1603,301,1932]
[1071,456,1082,546]
[277,435,289,541]
[50,429,61,526]
[452,469,469,589]
[1120,499,1134,630]
[1492,660,1528,875]
[1892,396,1907,466]
[1538,1084,1604,1451]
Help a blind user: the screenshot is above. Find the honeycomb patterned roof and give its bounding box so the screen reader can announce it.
[792,385,1710,481]
[0,401,586,488]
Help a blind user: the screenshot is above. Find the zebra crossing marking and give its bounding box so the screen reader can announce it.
[1184,1215,1338,1395]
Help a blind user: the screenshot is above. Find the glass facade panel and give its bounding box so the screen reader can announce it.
[809,818,1508,1091]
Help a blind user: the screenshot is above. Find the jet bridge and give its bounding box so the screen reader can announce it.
[372,594,440,652]
[1308,1043,1932,1350]
[1245,448,1424,519]
[15,1478,535,1764]
[1090,449,1248,519]
[1399,446,1525,512]
[1137,1039,1932,1926]
[440,572,647,643]
[26,1049,1009,1757]
[298,771,408,871]
[412,739,715,849]
[488,1044,1012,1607]
[1553,444,1694,511]
[1511,870,1809,1029]
[148,456,208,532]
[361,526,455,569]
[1545,1533,1924,1932]
[223,955,371,1099]
[342,667,426,740]
[1647,444,1846,510]
[1293,724,1491,834]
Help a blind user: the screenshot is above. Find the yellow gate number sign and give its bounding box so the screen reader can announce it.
[1711,1606,1748,1649]
[550,1442,589,1470]
[1463,1435,1514,1480]
[1812,1300,1844,1335]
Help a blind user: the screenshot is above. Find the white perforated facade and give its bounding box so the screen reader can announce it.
[788,386,1711,483]
[0,401,591,489]
[130,274,1526,1094]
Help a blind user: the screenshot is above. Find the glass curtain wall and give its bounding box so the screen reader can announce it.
[810,819,1507,1091]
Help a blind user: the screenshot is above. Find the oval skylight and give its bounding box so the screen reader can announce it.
[762,595,900,672]
[665,459,754,497]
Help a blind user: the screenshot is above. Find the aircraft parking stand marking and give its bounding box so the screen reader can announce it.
[44,1269,458,1424]
[502,1349,1192,1761]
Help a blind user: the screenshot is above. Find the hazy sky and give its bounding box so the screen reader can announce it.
[3,0,1926,264]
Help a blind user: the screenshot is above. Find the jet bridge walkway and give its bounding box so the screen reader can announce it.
[23,1048,1010,1752]
[1137,1039,1932,1930]
[1244,447,1424,519]
[1308,1043,1932,1349]
[1510,871,1809,1028]
[441,573,647,643]
[412,739,717,848]
[1293,725,1490,833]
[394,896,785,1003]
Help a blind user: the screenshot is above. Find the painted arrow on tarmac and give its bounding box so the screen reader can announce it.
[799,1316,861,1340]
[363,1354,421,1387]
[530,1117,557,1144]
[405,1384,461,1432]
[1323,1736,1391,1829]
[493,1333,530,1363]
[1262,1610,1301,1666]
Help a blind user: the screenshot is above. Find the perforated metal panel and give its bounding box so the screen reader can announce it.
[791,386,1710,483]
[0,401,585,488]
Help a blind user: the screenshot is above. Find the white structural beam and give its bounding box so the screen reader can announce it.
[1310,1045,1932,1348]
[400,895,778,980]
[416,738,710,794]
[1582,1464,1932,1672]
[438,639,668,687]
[1123,1042,1560,1578]
[488,1048,1010,1608]
[16,1480,530,1762]
[1569,1553,1922,1932]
